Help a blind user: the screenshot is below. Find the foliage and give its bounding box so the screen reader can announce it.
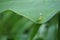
[0,0,60,40]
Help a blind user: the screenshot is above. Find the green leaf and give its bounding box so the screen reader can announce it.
[0,10,35,40]
[32,13,59,40]
[0,0,60,40]
[0,0,60,24]
[44,13,58,40]
[27,24,41,40]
